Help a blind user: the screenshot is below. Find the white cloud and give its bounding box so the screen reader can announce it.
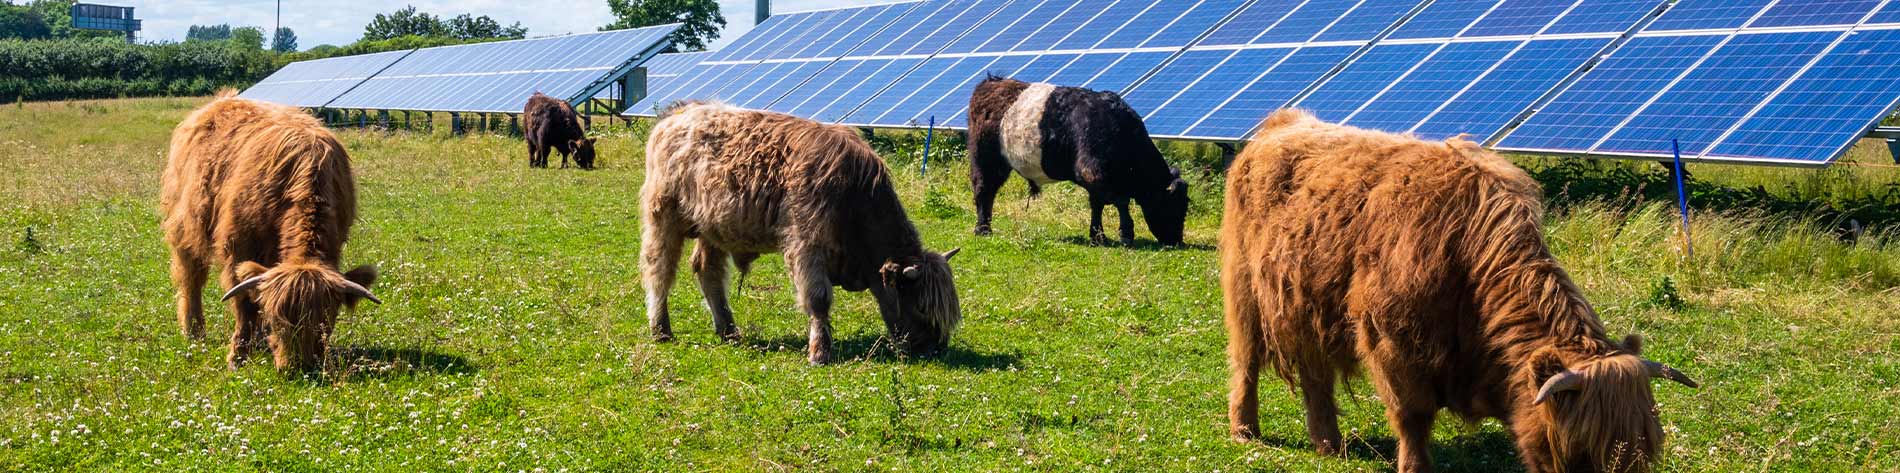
[122,0,892,51]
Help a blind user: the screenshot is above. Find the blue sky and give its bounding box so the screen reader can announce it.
[121,1,886,50]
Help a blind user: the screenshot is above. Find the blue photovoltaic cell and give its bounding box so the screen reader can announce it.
[1750,0,1880,28]
[1346,41,1519,133]
[1254,0,1359,44]
[816,5,914,57]
[1046,53,1122,87]
[1872,2,1900,23]
[947,0,1047,52]
[1314,0,1424,42]
[1596,32,1837,157]
[1013,0,1115,51]
[977,0,1073,52]
[1644,0,1773,31]
[1008,54,1080,83]
[809,59,925,121]
[1186,46,1356,138]
[1140,48,1292,136]
[1053,0,1156,50]
[1125,50,1232,115]
[1498,34,1726,152]
[733,62,830,108]
[1098,0,1194,49]
[908,0,1011,55]
[1463,1,1572,37]
[706,15,791,62]
[763,12,844,59]
[867,57,985,125]
[1413,38,1611,141]
[642,52,707,78]
[776,10,862,59]
[1388,0,1493,39]
[1711,29,1900,162]
[240,50,410,107]
[1297,43,1440,122]
[846,58,956,124]
[870,1,968,56]
[774,59,869,116]
[1542,0,1661,34]
[331,25,675,112]
[1142,0,1248,48]
[1084,51,1172,92]
[723,14,810,61]
[1197,0,1301,46]
[920,55,1037,126]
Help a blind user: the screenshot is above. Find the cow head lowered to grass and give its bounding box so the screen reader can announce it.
[1219,109,1696,473]
[966,75,1189,246]
[640,101,962,364]
[161,92,382,372]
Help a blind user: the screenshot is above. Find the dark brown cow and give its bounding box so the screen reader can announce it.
[1220,109,1697,472]
[524,92,596,169]
[161,93,381,372]
[641,102,962,365]
[967,76,1188,245]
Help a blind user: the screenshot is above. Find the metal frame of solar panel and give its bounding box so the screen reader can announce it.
[238,49,413,107]
[323,24,679,113]
[1496,0,1900,166]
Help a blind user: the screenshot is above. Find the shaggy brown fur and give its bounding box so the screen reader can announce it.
[161,92,380,372]
[1220,109,1696,472]
[642,101,962,365]
[523,92,596,169]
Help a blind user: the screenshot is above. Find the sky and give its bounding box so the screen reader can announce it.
[119,1,888,51]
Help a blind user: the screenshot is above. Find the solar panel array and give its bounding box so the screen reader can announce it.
[238,50,411,107]
[241,24,679,113]
[1496,0,1900,164]
[633,0,1900,166]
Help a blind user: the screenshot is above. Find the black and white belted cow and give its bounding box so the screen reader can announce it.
[966,75,1189,246]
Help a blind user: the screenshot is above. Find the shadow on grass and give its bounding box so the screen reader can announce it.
[1055,235,1215,251]
[321,346,476,382]
[1246,429,1521,472]
[742,332,1020,371]
[1529,159,1900,236]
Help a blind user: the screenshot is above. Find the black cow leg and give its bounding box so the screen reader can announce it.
[970,156,1010,236]
[1115,199,1136,246]
[1088,193,1110,245]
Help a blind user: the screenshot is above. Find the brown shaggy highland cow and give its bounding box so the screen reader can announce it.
[162,93,381,372]
[641,102,962,365]
[1220,110,1697,472]
[524,92,596,169]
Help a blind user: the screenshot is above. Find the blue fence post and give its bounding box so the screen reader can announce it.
[922,115,935,176]
[1671,139,1693,258]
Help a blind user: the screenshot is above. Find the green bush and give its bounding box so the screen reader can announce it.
[0,37,271,101]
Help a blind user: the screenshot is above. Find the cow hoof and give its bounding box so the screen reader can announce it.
[973,226,991,236]
[808,352,833,366]
[1230,425,1259,442]
[652,332,675,343]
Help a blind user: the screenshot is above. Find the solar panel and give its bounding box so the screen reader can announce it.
[326,25,678,113]
[1291,0,1664,141]
[1127,0,1429,139]
[1496,0,1898,164]
[238,50,411,107]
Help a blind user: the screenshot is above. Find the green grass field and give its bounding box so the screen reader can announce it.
[2,97,1897,471]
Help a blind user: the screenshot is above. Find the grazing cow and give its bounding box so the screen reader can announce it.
[966,76,1189,246]
[641,101,963,365]
[1220,110,1698,472]
[161,93,381,372]
[523,92,596,169]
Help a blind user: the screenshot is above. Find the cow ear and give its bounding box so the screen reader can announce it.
[236,261,269,281]
[1622,334,1644,355]
[879,260,906,288]
[1527,347,1570,390]
[344,265,379,289]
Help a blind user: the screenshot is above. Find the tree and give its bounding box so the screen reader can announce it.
[0,4,52,40]
[362,5,444,41]
[602,0,724,52]
[232,26,265,50]
[446,13,525,40]
[271,27,297,53]
[186,24,232,42]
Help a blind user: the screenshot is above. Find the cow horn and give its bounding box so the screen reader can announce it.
[902,265,921,280]
[340,280,382,304]
[221,275,268,301]
[943,247,960,261]
[1643,360,1698,388]
[1533,370,1584,405]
